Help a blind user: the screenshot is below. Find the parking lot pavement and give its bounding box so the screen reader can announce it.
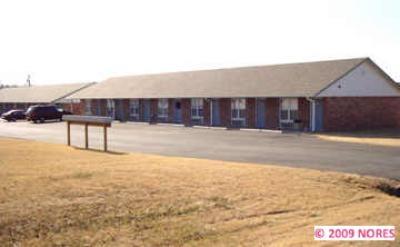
[0,120,399,180]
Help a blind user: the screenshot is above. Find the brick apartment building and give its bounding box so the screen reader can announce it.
[68,58,400,132]
[0,83,95,114]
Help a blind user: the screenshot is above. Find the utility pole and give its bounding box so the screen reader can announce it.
[26,74,31,87]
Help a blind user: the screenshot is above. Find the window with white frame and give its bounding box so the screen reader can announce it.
[158,99,168,119]
[85,99,92,115]
[280,98,298,126]
[106,99,115,118]
[129,99,140,120]
[231,98,246,126]
[191,98,203,121]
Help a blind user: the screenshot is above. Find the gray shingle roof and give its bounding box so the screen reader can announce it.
[0,82,95,103]
[69,58,368,99]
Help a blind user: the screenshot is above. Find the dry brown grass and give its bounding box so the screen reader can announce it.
[0,138,399,246]
[316,135,400,147]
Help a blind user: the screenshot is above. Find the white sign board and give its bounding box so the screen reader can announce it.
[62,115,113,124]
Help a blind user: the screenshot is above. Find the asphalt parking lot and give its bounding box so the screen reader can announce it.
[0,120,399,180]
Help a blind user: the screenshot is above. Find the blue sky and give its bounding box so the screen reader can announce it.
[0,0,399,85]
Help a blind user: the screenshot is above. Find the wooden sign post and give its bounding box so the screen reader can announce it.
[62,115,112,152]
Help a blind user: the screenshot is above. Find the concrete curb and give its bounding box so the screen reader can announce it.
[121,121,149,126]
[192,125,282,133]
[240,128,282,134]
[114,121,283,133]
[154,123,185,127]
[192,125,227,130]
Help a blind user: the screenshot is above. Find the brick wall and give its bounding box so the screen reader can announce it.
[0,103,8,113]
[58,97,317,131]
[266,98,280,129]
[203,99,210,126]
[181,99,191,126]
[323,97,400,131]
[90,99,97,115]
[150,99,158,123]
[61,103,72,113]
[246,98,256,128]
[219,98,231,127]
[77,101,86,115]
[63,101,85,115]
[77,99,88,115]
[6,103,13,111]
[71,99,130,118]
[15,103,27,109]
[99,99,107,116]
[168,99,174,123]
[122,99,130,121]
[298,98,310,131]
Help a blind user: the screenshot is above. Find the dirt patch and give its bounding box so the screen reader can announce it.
[316,134,400,147]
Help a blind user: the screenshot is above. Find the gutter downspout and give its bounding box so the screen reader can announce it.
[306,97,316,132]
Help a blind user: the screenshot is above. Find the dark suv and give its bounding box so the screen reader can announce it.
[26,105,63,123]
[1,109,26,121]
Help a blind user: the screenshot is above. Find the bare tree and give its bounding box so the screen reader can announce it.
[0,83,19,89]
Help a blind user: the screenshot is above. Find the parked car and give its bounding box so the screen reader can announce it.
[25,105,63,123]
[1,109,26,122]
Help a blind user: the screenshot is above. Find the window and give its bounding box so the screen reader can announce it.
[280,98,298,128]
[85,99,92,115]
[158,99,168,120]
[106,99,115,118]
[231,98,246,126]
[129,99,140,120]
[191,98,203,121]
